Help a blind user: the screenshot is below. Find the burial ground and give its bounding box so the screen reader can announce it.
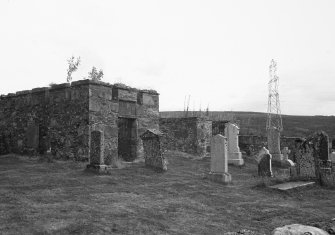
[0,152,334,234]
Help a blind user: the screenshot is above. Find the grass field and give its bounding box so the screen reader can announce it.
[0,152,334,234]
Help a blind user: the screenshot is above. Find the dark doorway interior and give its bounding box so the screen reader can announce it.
[118,118,137,161]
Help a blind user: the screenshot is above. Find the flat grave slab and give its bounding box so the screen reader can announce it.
[269,181,315,190]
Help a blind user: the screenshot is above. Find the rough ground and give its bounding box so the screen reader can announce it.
[0,152,334,235]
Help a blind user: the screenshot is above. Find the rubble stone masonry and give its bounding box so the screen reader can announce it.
[159,117,212,157]
[0,80,159,163]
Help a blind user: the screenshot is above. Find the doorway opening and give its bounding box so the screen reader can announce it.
[118,117,138,161]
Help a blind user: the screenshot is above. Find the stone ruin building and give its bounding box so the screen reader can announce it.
[159,117,212,157]
[0,79,159,164]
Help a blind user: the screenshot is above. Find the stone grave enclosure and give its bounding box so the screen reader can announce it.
[0,79,160,165]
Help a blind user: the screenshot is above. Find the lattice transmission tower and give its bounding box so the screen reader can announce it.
[266,59,283,132]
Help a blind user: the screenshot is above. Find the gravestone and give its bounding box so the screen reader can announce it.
[257,147,273,177]
[314,131,329,161]
[225,123,244,166]
[140,129,167,171]
[267,127,283,162]
[87,130,109,172]
[258,154,273,177]
[208,134,231,183]
[255,147,270,162]
[295,131,330,180]
[295,143,316,178]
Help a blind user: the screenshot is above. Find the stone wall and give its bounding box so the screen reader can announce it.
[49,82,90,160]
[0,80,159,163]
[0,81,89,160]
[159,117,212,157]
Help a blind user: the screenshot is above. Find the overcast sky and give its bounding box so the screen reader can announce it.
[1,0,334,115]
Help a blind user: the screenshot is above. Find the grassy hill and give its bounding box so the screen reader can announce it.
[160,111,335,139]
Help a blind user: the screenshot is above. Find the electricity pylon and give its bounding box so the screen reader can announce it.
[266,59,283,132]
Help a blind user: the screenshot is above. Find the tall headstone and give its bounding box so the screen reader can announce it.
[87,130,109,172]
[225,123,244,166]
[267,127,283,162]
[140,129,167,171]
[257,147,273,177]
[208,134,231,183]
[316,131,329,161]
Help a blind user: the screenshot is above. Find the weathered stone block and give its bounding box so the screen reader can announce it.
[119,101,136,116]
[143,93,156,106]
[110,102,119,113]
[206,172,231,184]
[118,89,137,102]
[89,99,101,112]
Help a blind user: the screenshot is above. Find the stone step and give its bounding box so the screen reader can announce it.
[269,181,315,190]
